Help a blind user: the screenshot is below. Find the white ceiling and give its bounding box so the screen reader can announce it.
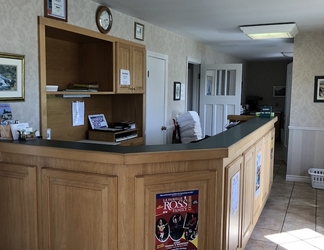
[93,0,324,61]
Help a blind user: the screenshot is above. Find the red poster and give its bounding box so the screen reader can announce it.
[155,190,199,250]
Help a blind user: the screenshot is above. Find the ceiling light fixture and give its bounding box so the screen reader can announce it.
[240,23,299,40]
[281,52,294,58]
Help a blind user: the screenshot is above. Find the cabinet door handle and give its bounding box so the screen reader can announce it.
[161,126,166,131]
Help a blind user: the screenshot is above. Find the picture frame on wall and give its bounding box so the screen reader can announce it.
[44,0,68,22]
[134,22,144,41]
[314,76,324,102]
[273,86,286,97]
[0,52,25,101]
[174,82,181,101]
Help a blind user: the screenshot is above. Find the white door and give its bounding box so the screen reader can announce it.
[199,64,242,136]
[283,62,292,163]
[145,51,168,145]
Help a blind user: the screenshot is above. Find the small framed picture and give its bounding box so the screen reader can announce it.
[44,0,68,22]
[273,86,286,97]
[134,22,144,41]
[0,52,25,101]
[174,82,181,101]
[314,76,324,102]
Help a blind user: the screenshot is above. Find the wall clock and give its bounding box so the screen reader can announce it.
[96,6,113,34]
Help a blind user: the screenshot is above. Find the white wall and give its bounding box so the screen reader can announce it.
[0,0,243,133]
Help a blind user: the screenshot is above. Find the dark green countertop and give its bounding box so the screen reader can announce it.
[1,117,275,154]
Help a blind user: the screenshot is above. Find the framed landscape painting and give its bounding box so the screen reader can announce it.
[0,52,25,101]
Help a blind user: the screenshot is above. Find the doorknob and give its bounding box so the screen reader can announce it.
[161,126,167,131]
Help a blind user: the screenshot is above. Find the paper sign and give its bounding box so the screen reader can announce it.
[72,101,84,126]
[120,69,130,86]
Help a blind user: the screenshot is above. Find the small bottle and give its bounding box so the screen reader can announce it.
[46,128,51,140]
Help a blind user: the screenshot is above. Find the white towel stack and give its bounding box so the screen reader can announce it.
[176,111,203,143]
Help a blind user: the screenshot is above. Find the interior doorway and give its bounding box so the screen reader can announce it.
[186,57,201,113]
[145,51,168,145]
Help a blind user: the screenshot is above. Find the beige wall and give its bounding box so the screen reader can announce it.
[0,0,243,132]
[291,31,324,127]
[287,31,324,180]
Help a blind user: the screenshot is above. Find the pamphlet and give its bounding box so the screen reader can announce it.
[0,104,13,124]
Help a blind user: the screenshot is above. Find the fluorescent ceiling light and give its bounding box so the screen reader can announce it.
[240,23,299,40]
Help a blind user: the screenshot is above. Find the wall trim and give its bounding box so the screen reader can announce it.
[285,175,310,183]
[289,125,324,131]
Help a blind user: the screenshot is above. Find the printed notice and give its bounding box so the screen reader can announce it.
[72,101,84,126]
[155,190,199,250]
[255,152,262,197]
[231,172,240,216]
[120,69,130,85]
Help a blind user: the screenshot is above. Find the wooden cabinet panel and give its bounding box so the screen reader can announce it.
[41,168,117,250]
[116,42,145,93]
[0,162,37,250]
[134,170,218,250]
[223,156,243,250]
[132,46,146,93]
[261,131,271,206]
[241,146,255,248]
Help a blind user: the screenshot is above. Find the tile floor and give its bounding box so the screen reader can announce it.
[245,142,324,250]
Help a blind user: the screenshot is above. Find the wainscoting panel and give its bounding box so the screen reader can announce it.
[287,126,324,181]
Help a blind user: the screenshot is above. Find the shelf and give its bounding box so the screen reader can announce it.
[88,129,140,144]
[46,91,115,95]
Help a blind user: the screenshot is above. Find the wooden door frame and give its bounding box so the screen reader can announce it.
[186,57,201,113]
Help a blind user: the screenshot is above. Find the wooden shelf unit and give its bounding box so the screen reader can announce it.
[38,17,146,143]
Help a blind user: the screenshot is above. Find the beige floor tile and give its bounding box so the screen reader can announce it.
[262,203,288,213]
[278,240,320,250]
[289,197,316,206]
[316,224,324,235]
[285,212,316,224]
[245,238,277,250]
[250,227,280,242]
[286,204,316,216]
[317,189,324,198]
[266,195,290,205]
[255,215,284,231]
[305,236,324,250]
[291,189,317,199]
[282,220,315,232]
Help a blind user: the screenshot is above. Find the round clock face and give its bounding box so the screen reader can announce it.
[96,6,113,34]
[100,11,110,30]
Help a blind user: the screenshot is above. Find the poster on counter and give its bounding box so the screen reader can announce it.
[231,172,240,216]
[255,152,262,197]
[155,190,199,250]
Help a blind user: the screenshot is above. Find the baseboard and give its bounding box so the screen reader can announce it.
[285,175,310,183]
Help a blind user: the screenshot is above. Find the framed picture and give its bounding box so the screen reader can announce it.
[0,52,25,101]
[174,82,181,101]
[273,86,286,97]
[314,76,324,102]
[44,0,68,22]
[134,22,144,41]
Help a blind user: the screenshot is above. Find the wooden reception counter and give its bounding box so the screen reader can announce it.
[0,117,276,250]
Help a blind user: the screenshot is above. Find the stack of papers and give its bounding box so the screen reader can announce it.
[176,111,203,143]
